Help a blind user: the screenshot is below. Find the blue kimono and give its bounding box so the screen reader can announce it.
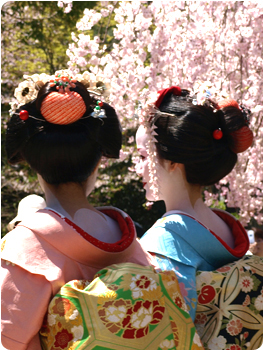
[140,209,249,320]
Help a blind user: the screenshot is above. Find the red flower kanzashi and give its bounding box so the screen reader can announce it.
[226,319,243,336]
[52,297,71,316]
[122,300,165,339]
[54,329,73,349]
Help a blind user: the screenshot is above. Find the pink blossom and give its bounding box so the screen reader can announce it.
[66,2,263,225]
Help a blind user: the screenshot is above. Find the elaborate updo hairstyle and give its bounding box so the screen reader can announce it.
[6,74,122,185]
[152,88,253,186]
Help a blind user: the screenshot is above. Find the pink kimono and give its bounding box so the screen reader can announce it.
[1,207,155,350]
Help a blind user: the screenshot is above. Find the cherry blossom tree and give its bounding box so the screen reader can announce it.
[66,1,263,225]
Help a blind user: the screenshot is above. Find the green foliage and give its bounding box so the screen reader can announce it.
[1,1,96,94]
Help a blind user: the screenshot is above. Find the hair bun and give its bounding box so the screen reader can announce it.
[40,91,86,125]
[218,99,253,153]
[218,99,240,109]
[230,126,253,153]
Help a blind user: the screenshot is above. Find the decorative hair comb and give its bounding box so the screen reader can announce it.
[138,86,182,200]
[10,70,110,125]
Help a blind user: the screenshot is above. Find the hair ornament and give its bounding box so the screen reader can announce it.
[192,80,229,109]
[19,110,29,121]
[191,86,253,153]
[217,99,239,110]
[217,99,253,153]
[91,100,106,119]
[75,71,111,100]
[239,104,251,125]
[137,86,182,200]
[40,91,87,125]
[229,126,254,153]
[213,128,223,140]
[49,71,77,93]
[14,79,41,106]
[154,86,182,108]
[10,70,111,125]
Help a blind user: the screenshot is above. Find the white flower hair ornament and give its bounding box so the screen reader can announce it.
[139,86,182,200]
[10,70,110,125]
[192,80,222,106]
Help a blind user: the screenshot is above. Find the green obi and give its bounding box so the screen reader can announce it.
[40,263,203,350]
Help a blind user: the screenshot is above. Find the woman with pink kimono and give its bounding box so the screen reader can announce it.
[1,71,155,350]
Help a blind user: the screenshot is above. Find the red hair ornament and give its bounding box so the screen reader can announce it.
[40,91,86,125]
[217,99,253,153]
[217,99,240,110]
[19,110,29,121]
[229,126,254,154]
[213,129,223,140]
[155,86,182,108]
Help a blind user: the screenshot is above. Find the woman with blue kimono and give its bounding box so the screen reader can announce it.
[136,86,263,348]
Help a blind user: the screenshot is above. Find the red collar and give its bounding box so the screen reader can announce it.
[211,209,249,257]
[49,208,135,253]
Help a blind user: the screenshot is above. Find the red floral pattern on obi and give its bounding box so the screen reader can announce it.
[135,275,151,289]
[122,300,165,339]
[99,298,165,339]
[98,299,132,334]
[54,329,73,349]
[170,320,179,347]
[52,298,71,316]
[41,264,203,350]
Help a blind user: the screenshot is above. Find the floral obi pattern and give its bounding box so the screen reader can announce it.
[40,263,204,350]
[195,255,263,350]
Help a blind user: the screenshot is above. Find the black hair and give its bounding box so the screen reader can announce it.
[6,81,122,184]
[254,228,263,240]
[154,90,250,186]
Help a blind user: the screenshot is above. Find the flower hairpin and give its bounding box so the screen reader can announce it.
[49,71,77,93]
[191,80,229,109]
[76,72,111,100]
[12,70,110,107]
[91,100,106,118]
[138,90,173,201]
